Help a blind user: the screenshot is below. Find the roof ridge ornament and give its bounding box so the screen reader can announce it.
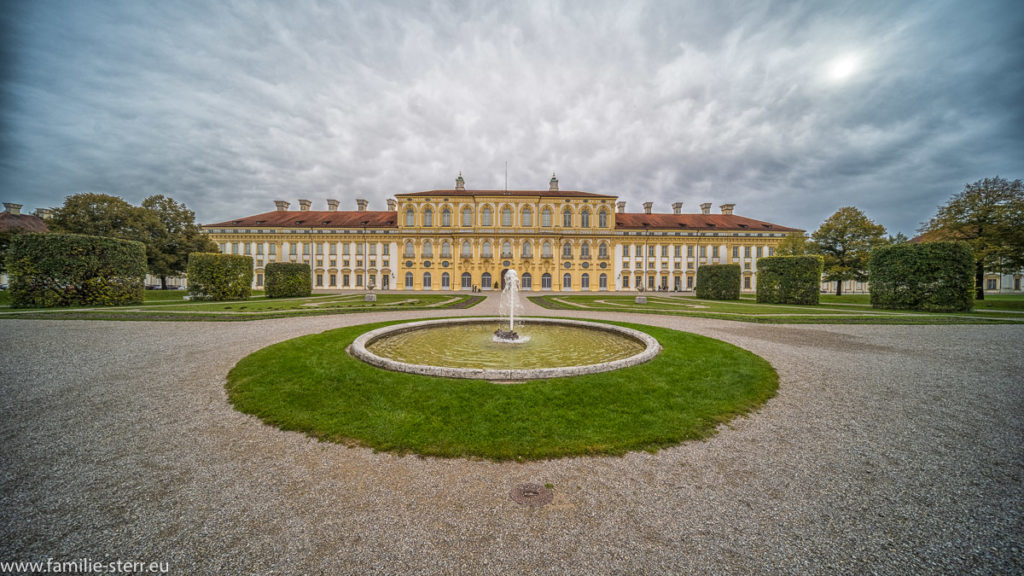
[455,172,465,191]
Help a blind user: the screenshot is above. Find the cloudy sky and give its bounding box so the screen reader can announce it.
[2,0,1022,235]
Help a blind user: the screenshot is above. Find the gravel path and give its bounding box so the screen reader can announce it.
[1,295,1022,575]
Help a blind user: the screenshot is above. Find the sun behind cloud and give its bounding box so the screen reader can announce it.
[827,53,862,82]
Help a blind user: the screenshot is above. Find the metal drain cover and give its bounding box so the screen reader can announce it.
[510,483,553,506]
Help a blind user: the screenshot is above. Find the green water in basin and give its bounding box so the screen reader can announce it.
[366,323,646,369]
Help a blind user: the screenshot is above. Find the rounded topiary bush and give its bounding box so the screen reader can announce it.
[695,264,741,300]
[6,233,146,308]
[265,262,311,298]
[187,252,253,301]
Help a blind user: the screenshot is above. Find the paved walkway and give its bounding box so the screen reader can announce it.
[1,293,1021,574]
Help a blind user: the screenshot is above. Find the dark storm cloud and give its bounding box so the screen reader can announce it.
[2,0,1022,235]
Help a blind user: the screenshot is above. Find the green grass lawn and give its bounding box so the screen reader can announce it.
[529,293,1024,324]
[0,290,482,321]
[226,320,779,460]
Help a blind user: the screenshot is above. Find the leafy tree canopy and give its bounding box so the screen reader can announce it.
[776,230,809,256]
[50,193,215,287]
[811,206,887,295]
[919,177,1024,289]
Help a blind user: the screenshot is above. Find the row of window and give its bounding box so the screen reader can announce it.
[221,242,389,257]
[404,205,610,229]
[402,240,612,259]
[623,245,774,258]
[257,272,388,289]
[403,271,611,290]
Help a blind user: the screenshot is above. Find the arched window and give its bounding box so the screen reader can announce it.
[441,208,451,227]
[581,273,590,289]
[598,210,608,228]
[461,206,473,227]
[422,241,433,258]
[423,208,433,227]
[598,242,608,258]
[521,272,532,289]
[481,272,492,288]
[562,242,573,258]
[599,273,608,289]
[441,241,451,258]
[404,241,414,257]
[501,241,512,258]
[481,241,493,258]
[423,272,431,288]
[461,241,472,257]
[522,241,533,258]
[522,207,533,227]
[405,208,415,227]
[581,242,591,259]
[581,210,590,228]
[542,241,552,258]
[541,208,552,227]
[404,272,413,288]
[461,272,472,289]
[563,273,572,289]
[481,206,493,226]
[563,208,572,227]
[441,272,450,288]
[541,273,552,289]
[501,207,512,227]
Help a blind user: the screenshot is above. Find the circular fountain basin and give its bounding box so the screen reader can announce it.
[349,318,661,381]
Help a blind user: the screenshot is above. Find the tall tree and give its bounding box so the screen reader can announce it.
[811,206,887,296]
[776,230,809,256]
[50,193,215,288]
[919,176,1024,300]
[142,195,217,288]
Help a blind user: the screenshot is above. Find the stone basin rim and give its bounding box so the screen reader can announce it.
[347,317,662,382]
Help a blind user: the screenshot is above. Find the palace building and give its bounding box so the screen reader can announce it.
[202,173,799,293]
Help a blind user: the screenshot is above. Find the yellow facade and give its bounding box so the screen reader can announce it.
[203,175,797,293]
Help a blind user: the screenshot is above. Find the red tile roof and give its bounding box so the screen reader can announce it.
[205,210,397,228]
[0,212,49,233]
[614,213,799,232]
[399,189,614,199]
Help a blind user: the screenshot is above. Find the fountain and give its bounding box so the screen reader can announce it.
[347,268,662,381]
[494,269,524,342]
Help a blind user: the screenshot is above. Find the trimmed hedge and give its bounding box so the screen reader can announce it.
[695,264,741,300]
[869,242,973,312]
[6,233,146,308]
[187,252,253,301]
[756,256,823,305]
[265,262,311,298]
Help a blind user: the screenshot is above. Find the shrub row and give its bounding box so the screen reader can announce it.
[6,233,146,308]
[869,242,973,312]
[265,262,311,298]
[187,253,252,301]
[756,256,823,305]
[695,264,740,300]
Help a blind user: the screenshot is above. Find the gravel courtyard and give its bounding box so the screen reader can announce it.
[1,295,1021,575]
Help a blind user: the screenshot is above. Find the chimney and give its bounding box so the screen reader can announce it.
[672,202,683,215]
[643,201,653,214]
[455,171,465,191]
[34,208,53,219]
[326,199,339,212]
[700,202,712,215]
[386,198,397,212]
[720,203,735,215]
[274,200,290,212]
[616,201,626,214]
[549,172,559,191]
[356,198,368,212]
[298,199,312,212]
[3,203,22,215]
